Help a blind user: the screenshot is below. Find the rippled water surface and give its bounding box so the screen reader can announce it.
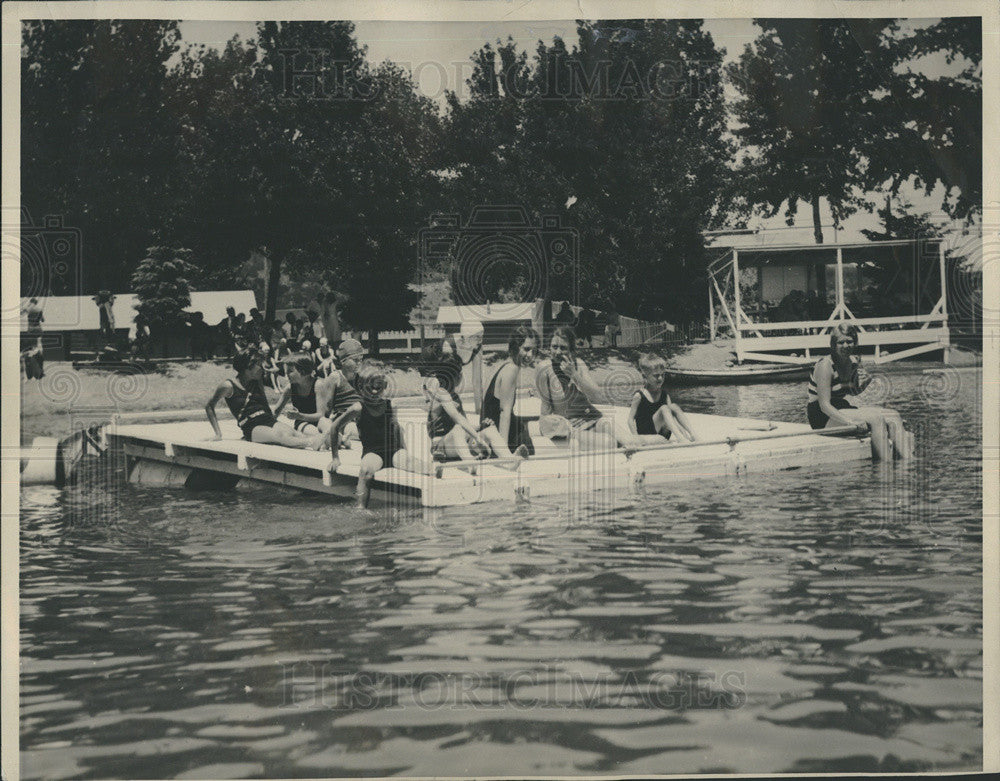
[20,367,984,777]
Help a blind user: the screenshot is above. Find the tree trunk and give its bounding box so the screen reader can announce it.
[369,329,380,357]
[811,194,824,244]
[264,253,281,325]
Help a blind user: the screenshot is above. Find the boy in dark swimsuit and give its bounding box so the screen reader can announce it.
[627,353,698,444]
[205,353,324,448]
[352,362,433,509]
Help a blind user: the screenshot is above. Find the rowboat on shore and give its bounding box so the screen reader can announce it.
[105,404,871,508]
[663,364,811,385]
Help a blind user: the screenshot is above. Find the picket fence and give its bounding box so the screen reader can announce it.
[355,320,702,354]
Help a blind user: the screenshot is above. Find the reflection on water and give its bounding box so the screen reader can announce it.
[20,368,983,777]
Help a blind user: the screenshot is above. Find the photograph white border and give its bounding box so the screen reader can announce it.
[3,2,997,778]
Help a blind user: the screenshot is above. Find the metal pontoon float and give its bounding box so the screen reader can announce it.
[107,405,872,508]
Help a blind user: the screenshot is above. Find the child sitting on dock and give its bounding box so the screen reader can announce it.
[205,353,324,448]
[420,339,529,466]
[316,346,365,450]
[273,355,333,437]
[350,361,434,509]
[627,353,699,444]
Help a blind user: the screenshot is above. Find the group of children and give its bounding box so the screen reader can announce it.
[207,326,699,510]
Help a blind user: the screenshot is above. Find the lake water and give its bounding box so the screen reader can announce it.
[19,365,984,777]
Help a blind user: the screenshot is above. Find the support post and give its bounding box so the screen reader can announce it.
[732,249,742,362]
[708,282,716,343]
[835,247,845,320]
[939,242,951,364]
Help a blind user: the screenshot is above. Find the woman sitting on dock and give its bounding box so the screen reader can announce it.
[807,324,913,460]
[205,353,325,449]
[535,326,636,452]
[477,325,538,456]
[420,339,528,465]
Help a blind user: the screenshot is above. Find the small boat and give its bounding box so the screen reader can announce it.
[105,405,870,508]
[664,364,810,385]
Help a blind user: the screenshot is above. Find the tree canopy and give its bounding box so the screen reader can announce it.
[20,16,982,332]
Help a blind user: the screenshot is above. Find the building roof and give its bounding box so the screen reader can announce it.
[20,290,257,331]
[707,238,944,274]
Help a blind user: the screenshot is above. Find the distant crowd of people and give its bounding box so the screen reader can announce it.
[19,291,352,380]
[210,306,347,391]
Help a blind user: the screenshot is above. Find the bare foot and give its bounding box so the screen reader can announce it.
[495,444,530,472]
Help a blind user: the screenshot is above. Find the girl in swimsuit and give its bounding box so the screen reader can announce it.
[478,325,538,456]
[807,323,913,460]
[353,361,433,509]
[420,339,528,465]
[205,353,324,448]
[273,355,333,436]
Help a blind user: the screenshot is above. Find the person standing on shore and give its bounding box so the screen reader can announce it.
[21,297,44,353]
[93,290,116,342]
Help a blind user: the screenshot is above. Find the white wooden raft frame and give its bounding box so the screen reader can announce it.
[107,407,872,508]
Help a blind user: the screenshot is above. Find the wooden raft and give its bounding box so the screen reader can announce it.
[106,407,872,508]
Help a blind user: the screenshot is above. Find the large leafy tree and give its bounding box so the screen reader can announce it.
[335,63,440,354]
[726,19,899,244]
[167,23,437,348]
[21,20,182,293]
[166,23,367,324]
[866,18,982,222]
[441,20,733,324]
[727,18,982,243]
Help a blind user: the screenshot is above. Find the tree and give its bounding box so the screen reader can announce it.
[22,20,182,292]
[335,63,440,355]
[441,20,733,323]
[130,246,199,354]
[166,23,368,324]
[726,19,900,244]
[865,18,982,222]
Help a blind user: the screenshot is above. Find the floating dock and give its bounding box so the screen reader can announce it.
[106,406,872,508]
